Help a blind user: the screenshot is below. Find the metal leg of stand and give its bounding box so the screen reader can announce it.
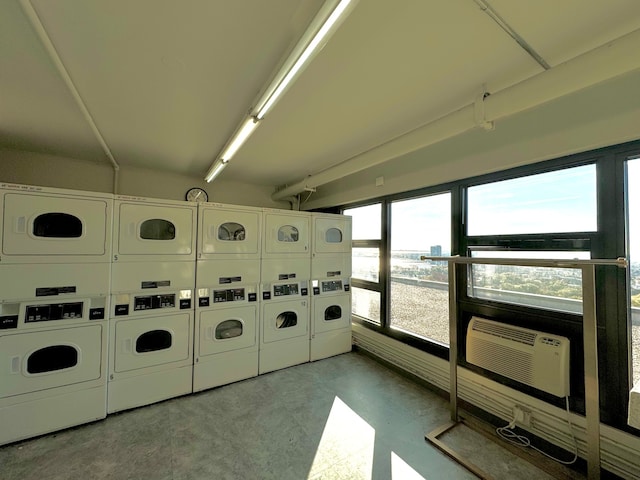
[449,260,458,421]
[582,265,601,480]
[425,261,493,479]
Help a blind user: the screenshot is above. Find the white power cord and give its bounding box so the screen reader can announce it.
[496,397,578,465]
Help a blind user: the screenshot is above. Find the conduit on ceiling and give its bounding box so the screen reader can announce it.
[19,0,121,194]
[272,27,640,202]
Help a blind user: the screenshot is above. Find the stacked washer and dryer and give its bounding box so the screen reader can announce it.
[259,209,312,374]
[0,184,112,445]
[0,182,352,444]
[108,195,197,413]
[194,203,262,391]
[310,213,352,361]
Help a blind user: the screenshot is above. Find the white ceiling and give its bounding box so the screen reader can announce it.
[2,0,640,188]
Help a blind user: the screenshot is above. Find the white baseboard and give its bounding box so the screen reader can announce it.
[352,323,640,479]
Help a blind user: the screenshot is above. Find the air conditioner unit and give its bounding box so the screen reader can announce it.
[466,316,570,397]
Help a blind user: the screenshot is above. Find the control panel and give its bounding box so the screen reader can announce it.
[274,283,299,297]
[26,302,83,322]
[321,280,343,292]
[134,294,175,311]
[214,288,245,303]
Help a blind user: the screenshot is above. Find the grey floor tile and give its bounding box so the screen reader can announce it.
[0,351,584,480]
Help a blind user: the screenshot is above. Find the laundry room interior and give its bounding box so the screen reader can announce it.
[2,1,640,479]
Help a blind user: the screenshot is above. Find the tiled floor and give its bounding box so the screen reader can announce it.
[0,351,581,479]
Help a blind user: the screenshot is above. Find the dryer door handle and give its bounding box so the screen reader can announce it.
[128,223,136,237]
[206,326,214,340]
[10,356,20,374]
[14,216,26,234]
[122,338,132,353]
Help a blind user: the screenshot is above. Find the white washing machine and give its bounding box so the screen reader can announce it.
[194,259,260,391]
[311,212,352,258]
[112,195,197,263]
[310,256,352,361]
[0,264,109,446]
[0,183,113,264]
[260,257,310,374]
[197,203,261,260]
[108,262,194,413]
[262,208,310,259]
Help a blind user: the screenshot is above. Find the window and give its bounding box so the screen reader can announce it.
[136,330,172,352]
[390,193,451,345]
[33,212,82,238]
[628,157,640,387]
[345,203,383,326]
[218,222,245,241]
[27,345,78,374]
[467,250,590,314]
[348,204,381,240]
[140,219,176,240]
[467,164,597,236]
[352,248,379,282]
[466,163,596,312]
[216,320,243,339]
[277,225,299,242]
[351,287,381,324]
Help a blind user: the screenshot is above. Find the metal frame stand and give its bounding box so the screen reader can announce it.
[421,256,627,480]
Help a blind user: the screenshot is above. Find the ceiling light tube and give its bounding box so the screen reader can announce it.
[220,116,260,161]
[204,158,228,183]
[254,0,357,120]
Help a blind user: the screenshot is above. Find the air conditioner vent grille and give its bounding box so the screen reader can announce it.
[472,319,536,346]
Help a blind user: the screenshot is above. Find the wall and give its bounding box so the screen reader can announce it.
[0,149,288,208]
[304,69,640,209]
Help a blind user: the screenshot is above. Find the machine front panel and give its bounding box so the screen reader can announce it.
[262,300,309,343]
[112,313,192,373]
[197,305,257,356]
[263,212,310,255]
[0,325,103,398]
[115,202,195,258]
[312,294,351,335]
[1,192,111,261]
[312,215,352,255]
[199,206,261,256]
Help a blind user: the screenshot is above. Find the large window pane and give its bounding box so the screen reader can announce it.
[352,248,379,282]
[468,250,590,314]
[352,287,380,324]
[390,193,451,344]
[628,158,640,387]
[467,165,597,236]
[344,204,381,240]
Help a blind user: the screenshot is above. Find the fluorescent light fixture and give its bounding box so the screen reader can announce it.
[220,116,260,161]
[255,0,356,120]
[204,158,228,183]
[203,0,357,182]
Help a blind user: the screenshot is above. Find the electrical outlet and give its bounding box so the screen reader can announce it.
[513,405,532,427]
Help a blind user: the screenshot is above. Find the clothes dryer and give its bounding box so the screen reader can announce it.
[112,195,196,263]
[108,261,194,413]
[262,208,310,259]
[198,203,261,260]
[0,264,109,445]
[259,257,310,374]
[194,259,260,391]
[0,183,113,264]
[310,259,352,361]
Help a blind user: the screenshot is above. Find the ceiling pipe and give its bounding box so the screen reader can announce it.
[272,27,640,202]
[20,0,121,194]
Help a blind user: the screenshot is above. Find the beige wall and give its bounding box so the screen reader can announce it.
[304,69,640,209]
[0,149,288,208]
